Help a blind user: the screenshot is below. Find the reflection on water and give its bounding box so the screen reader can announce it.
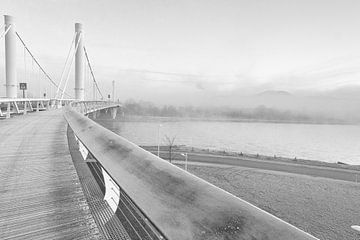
[95,117,360,165]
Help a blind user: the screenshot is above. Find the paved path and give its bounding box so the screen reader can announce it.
[152,150,360,183]
[0,110,102,240]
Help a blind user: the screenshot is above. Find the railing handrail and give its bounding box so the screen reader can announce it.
[63,106,318,240]
[0,98,51,102]
[0,99,116,106]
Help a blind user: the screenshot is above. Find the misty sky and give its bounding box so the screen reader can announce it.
[1,0,360,105]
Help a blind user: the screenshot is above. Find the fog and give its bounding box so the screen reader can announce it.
[1,0,360,123]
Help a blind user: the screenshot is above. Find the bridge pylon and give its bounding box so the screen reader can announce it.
[4,15,17,98]
[75,23,84,101]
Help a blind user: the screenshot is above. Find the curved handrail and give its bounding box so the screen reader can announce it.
[64,106,318,240]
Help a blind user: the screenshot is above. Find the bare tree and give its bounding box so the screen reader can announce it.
[164,135,176,163]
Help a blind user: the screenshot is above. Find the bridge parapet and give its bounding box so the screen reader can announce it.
[70,100,120,118]
[0,98,120,119]
[0,98,54,118]
[63,107,319,240]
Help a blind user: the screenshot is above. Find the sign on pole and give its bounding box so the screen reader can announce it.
[19,83,27,98]
[19,83,27,90]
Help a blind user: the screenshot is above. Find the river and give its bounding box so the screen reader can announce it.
[94,116,360,165]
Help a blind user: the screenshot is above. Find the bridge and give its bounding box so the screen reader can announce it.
[0,15,319,239]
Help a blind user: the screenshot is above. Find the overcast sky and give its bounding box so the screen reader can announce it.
[1,0,360,103]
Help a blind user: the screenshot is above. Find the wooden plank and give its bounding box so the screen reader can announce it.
[0,110,103,240]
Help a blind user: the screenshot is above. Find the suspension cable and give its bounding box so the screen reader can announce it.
[23,46,27,83]
[61,33,82,100]
[55,32,76,99]
[15,32,72,98]
[0,24,11,40]
[84,52,88,99]
[83,46,104,100]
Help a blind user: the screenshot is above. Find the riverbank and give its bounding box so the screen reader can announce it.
[141,145,360,182]
[110,114,352,125]
[141,145,360,240]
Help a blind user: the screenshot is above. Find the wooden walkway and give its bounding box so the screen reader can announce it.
[0,110,103,240]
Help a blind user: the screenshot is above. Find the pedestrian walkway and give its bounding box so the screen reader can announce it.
[0,110,102,240]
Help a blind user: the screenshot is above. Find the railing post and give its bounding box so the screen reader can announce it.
[84,102,88,114]
[6,102,11,118]
[4,15,17,98]
[23,101,27,114]
[28,100,33,111]
[13,101,19,113]
[57,100,62,109]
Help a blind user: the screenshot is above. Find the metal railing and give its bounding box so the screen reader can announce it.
[0,98,53,118]
[64,106,319,240]
[86,160,163,240]
[0,98,119,119]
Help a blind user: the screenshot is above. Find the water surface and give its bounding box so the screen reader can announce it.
[95,117,360,165]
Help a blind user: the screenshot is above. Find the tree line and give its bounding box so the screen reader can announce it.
[121,99,342,124]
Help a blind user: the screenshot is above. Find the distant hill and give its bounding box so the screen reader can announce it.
[257,90,292,96]
[325,85,360,99]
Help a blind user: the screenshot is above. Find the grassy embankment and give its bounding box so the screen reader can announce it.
[142,145,360,240]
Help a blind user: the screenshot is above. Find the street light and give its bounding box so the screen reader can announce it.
[157,124,162,157]
[180,153,188,171]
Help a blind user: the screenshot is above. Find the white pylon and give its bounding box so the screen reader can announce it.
[4,15,17,98]
[75,23,84,100]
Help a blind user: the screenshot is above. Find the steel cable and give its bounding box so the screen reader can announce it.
[61,32,82,100]
[15,32,73,98]
[56,32,76,99]
[83,46,104,100]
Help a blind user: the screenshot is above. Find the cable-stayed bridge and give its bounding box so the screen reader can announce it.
[0,15,318,240]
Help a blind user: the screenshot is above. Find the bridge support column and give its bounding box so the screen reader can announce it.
[4,15,17,98]
[75,23,84,101]
[110,107,117,119]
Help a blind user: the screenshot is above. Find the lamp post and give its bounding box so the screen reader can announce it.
[180,153,188,171]
[157,124,162,157]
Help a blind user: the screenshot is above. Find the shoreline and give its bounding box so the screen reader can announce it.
[97,114,356,125]
[141,145,360,182]
[142,145,360,170]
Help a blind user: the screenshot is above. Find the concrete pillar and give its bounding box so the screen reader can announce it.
[75,23,84,101]
[110,107,117,119]
[4,15,17,98]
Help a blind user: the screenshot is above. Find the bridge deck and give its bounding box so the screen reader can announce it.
[0,110,103,240]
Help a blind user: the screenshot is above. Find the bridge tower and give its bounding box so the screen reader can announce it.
[75,23,84,100]
[4,15,17,98]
